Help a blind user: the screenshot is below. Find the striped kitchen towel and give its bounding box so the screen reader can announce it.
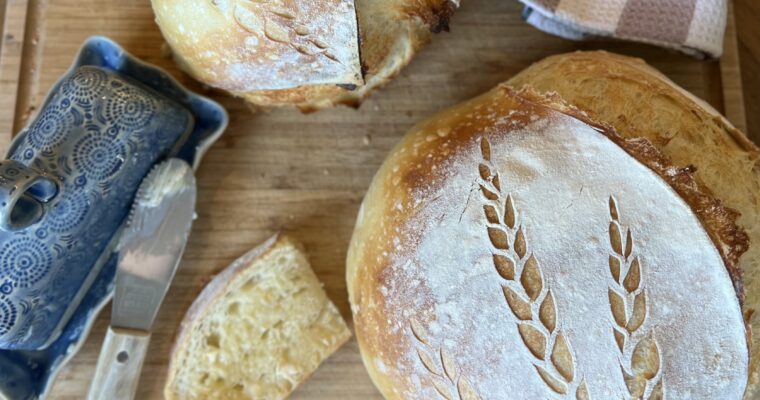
[521,0,727,59]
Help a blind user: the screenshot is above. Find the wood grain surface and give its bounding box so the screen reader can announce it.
[0,0,751,399]
[735,0,760,143]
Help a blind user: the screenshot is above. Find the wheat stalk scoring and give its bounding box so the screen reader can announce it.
[213,0,339,61]
[410,319,481,400]
[607,196,663,400]
[478,138,589,398]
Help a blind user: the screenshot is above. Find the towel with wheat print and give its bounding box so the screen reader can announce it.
[607,196,663,399]
[477,137,589,399]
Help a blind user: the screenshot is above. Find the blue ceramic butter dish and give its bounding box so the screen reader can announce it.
[0,36,227,399]
[1,65,193,350]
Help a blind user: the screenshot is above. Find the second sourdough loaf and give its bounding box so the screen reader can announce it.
[152,0,458,111]
[347,85,749,398]
[165,234,351,400]
[508,51,760,396]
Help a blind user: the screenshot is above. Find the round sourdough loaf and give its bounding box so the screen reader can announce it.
[346,86,749,399]
[508,51,760,397]
[151,0,458,112]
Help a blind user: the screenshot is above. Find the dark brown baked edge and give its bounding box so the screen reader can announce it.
[506,85,749,306]
[402,0,459,33]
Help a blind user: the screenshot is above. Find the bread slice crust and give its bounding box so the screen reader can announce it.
[165,234,351,399]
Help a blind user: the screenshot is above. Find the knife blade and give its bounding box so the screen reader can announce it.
[112,158,196,331]
[88,158,196,400]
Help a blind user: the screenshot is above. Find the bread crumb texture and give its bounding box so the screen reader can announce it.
[165,235,350,400]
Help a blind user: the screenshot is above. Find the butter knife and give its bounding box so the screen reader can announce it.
[87,159,196,400]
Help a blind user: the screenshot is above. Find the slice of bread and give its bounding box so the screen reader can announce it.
[164,234,351,400]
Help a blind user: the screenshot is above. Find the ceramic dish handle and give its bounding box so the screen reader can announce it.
[87,327,151,400]
[0,160,58,231]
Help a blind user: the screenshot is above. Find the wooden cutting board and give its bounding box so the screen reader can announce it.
[0,0,748,398]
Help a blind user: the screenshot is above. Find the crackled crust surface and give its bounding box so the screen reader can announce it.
[153,0,458,111]
[347,86,748,399]
[508,51,760,394]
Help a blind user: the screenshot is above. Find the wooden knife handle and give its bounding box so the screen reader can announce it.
[87,326,151,400]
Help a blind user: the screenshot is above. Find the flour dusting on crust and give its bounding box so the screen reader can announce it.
[154,0,363,92]
[347,88,748,399]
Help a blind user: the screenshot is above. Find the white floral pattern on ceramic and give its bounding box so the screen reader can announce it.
[0,36,227,400]
[0,65,193,351]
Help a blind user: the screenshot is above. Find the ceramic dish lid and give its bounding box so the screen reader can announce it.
[0,36,227,400]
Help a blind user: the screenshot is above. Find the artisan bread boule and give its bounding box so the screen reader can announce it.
[508,50,760,396]
[152,0,458,111]
[165,234,351,400]
[347,85,748,399]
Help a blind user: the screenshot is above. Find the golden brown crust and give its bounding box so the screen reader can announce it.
[400,0,457,33]
[347,82,749,399]
[507,51,760,156]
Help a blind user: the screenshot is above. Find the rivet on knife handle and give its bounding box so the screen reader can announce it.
[87,327,151,400]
